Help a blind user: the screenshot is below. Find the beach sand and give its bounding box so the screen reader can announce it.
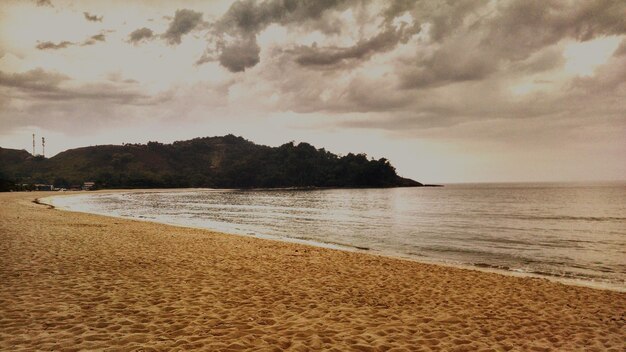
[0,192,624,351]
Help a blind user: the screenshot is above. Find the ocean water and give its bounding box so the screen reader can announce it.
[47,183,626,290]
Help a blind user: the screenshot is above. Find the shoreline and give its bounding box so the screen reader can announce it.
[41,190,625,293]
[1,191,624,350]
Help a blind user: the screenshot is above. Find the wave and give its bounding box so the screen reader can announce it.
[503,214,626,222]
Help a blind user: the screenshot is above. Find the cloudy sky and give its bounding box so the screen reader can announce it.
[0,0,624,183]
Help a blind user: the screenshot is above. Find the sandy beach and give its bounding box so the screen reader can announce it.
[0,192,624,351]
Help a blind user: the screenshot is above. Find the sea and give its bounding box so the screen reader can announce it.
[46,182,626,291]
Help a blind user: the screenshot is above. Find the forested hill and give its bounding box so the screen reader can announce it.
[0,135,422,190]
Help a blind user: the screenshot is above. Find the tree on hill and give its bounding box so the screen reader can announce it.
[0,137,422,189]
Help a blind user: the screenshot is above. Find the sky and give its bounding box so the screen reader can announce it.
[0,0,625,183]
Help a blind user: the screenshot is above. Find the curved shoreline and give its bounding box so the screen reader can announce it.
[39,190,625,293]
[2,191,625,350]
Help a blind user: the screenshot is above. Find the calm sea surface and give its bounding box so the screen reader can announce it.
[48,183,626,290]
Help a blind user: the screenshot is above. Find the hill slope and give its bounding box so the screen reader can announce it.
[0,135,422,189]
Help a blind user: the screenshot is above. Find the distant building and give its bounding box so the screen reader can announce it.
[34,184,53,191]
[82,181,96,190]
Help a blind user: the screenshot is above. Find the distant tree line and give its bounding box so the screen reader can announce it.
[0,135,422,191]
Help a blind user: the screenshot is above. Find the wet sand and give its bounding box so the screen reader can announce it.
[0,192,624,351]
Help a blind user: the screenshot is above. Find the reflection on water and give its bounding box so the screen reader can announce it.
[50,182,626,290]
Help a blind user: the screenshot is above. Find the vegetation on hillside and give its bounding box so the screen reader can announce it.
[0,135,422,190]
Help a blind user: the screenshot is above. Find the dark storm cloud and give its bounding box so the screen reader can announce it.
[83,12,103,22]
[200,0,485,73]
[199,0,357,71]
[381,0,489,41]
[214,0,351,36]
[162,9,204,45]
[400,40,497,89]
[381,0,416,23]
[294,23,420,68]
[399,0,626,90]
[217,36,261,72]
[418,0,489,42]
[35,0,53,7]
[482,0,626,61]
[128,27,154,44]
[36,40,73,50]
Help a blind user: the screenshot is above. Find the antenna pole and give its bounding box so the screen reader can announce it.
[32,134,35,156]
[42,137,45,158]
